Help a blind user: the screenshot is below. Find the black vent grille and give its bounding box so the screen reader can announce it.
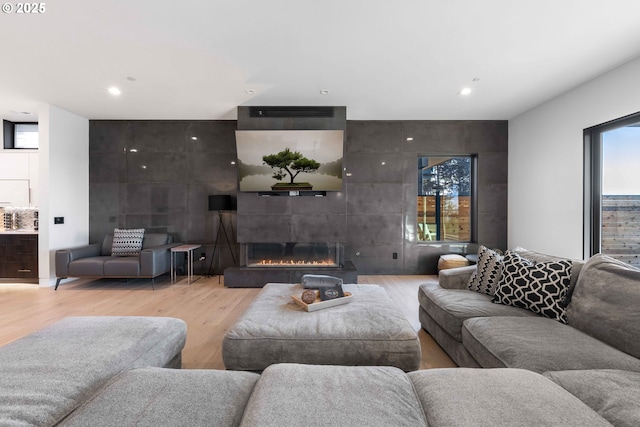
[249,106,334,118]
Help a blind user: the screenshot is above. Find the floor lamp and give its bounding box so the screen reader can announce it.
[207,195,237,282]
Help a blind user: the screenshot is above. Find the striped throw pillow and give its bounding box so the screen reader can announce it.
[111,228,145,256]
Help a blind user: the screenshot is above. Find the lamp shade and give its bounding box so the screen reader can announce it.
[209,195,232,211]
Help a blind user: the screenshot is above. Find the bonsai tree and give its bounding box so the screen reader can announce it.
[262,148,320,184]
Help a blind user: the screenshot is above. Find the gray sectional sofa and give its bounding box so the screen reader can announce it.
[419,250,640,373]
[59,364,613,427]
[0,318,613,427]
[419,249,640,426]
[55,233,180,289]
[3,249,640,426]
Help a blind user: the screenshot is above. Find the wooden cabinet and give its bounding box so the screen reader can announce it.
[0,234,38,280]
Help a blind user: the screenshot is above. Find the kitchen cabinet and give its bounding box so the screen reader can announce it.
[0,234,38,280]
[0,153,29,179]
[28,153,38,207]
[0,180,30,207]
[0,152,38,207]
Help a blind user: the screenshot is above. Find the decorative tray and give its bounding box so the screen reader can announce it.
[291,291,353,312]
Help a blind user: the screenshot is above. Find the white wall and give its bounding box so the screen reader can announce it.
[509,56,640,259]
[38,105,89,286]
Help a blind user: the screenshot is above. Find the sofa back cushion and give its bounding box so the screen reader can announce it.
[567,253,640,359]
[142,233,171,248]
[101,233,171,255]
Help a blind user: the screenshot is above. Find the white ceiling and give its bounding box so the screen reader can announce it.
[1,0,640,122]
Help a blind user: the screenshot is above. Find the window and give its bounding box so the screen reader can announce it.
[417,156,473,242]
[584,112,640,265]
[3,120,38,149]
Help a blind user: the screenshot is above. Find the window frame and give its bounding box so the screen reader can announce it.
[584,111,640,258]
[3,120,39,150]
[416,154,477,244]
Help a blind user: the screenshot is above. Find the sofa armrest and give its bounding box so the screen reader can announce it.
[55,243,102,277]
[140,243,182,277]
[438,265,477,289]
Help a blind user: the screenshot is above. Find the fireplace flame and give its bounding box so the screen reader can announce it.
[253,259,337,267]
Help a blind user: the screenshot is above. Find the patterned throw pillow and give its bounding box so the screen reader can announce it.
[493,251,572,323]
[467,245,503,296]
[111,228,145,256]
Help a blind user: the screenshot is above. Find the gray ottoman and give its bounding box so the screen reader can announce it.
[222,283,421,371]
[0,316,186,426]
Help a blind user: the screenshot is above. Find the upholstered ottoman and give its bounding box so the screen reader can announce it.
[222,283,421,371]
[0,316,186,426]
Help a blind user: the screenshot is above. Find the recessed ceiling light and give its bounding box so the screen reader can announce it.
[230,161,236,165]
[459,87,472,96]
[381,161,386,166]
[346,172,353,177]
[406,137,414,141]
[129,148,138,153]
[108,87,121,96]
[191,136,198,140]
[141,165,147,169]
[320,89,330,95]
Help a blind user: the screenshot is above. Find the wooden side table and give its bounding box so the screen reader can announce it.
[171,244,201,284]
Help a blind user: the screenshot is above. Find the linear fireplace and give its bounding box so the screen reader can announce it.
[245,242,341,268]
[225,242,357,287]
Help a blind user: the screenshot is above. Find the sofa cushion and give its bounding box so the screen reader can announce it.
[59,367,259,427]
[467,245,503,295]
[567,253,640,359]
[0,316,187,426]
[68,256,110,276]
[418,281,536,342]
[462,316,640,373]
[111,228,145,256]
[544,369,640,427]
[142,233,171,248]
[408,368,610,427]
[239,363,428,427]
[418,306,481,367]
[493,251,572,323]
[103,256,141,276]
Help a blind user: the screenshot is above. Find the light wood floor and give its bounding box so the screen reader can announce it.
[0,275,456,370]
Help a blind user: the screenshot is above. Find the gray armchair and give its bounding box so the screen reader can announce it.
[55,233,181,290]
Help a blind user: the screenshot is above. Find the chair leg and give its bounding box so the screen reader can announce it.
[54,278,65,290]
[151,278,155,291]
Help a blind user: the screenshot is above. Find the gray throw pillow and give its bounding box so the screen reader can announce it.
[467,245,503,296]
[111,228,145,256]
[493,251,572,323]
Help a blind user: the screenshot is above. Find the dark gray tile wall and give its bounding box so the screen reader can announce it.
[89,116,507,275]
[89,120,239,274]
[346,120,507,274]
